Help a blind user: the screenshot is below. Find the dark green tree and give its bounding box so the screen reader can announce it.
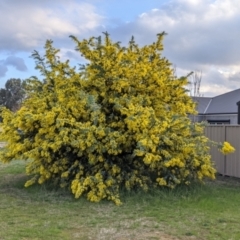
[0,78,26,111]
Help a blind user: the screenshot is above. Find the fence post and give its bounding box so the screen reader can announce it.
[224,125,227,176]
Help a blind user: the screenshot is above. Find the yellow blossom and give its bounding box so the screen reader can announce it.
[220,141,235,155]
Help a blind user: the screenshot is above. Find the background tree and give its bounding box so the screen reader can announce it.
[188,70,203,97]
[0,78,26,111]
[187,71,203,122]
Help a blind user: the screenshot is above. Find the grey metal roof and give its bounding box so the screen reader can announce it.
[206,88,240,114]
[192,97,212,114]
[192,88,240,114]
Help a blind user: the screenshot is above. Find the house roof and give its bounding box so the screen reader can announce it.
[193,88,240,115]
[192,97,212,114]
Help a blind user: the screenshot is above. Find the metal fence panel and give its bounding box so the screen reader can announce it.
[204,126,225,175]
[205,125,240,177]
[225,126,240,177]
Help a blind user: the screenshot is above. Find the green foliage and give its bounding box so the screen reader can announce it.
[0,78,26,112]
[0,33,219,204]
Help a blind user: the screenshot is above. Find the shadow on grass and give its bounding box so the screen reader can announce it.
[120,180,210,203]
[0,167,74,204]
[1,160,240,208]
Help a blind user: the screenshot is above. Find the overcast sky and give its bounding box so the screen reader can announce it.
[0,0,240,97]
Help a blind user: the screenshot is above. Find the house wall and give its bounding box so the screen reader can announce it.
[204,114,238,124]
[189,114,205,122]
[190,114,238,124]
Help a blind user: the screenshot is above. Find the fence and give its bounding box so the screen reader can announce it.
[205,125,240,178]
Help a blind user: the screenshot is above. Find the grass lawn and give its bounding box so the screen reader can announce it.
[1,161,240,240]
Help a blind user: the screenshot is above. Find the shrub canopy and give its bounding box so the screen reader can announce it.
[0,33,219,204]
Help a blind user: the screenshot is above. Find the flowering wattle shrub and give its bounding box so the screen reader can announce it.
[0,33,234,205]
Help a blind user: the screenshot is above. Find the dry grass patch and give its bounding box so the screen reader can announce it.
[63,217,180,240]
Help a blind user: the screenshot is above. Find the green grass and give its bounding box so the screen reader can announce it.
[1,161,240,240]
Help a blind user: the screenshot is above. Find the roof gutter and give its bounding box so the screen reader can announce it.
[199,113,237,116]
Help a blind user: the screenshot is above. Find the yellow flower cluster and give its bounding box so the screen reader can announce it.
[220,141,235,155]
[164,158,184,168]
[156,177,167,186]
